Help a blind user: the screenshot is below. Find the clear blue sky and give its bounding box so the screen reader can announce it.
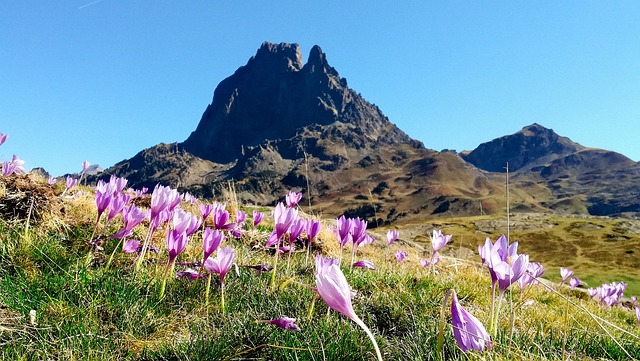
[2,1,639,176]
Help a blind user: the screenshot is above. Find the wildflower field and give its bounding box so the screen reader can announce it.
[1,138,639,360]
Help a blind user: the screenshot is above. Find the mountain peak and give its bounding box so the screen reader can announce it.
[182,42,420,163]
[462,123,584,172]
[253,41,303,71]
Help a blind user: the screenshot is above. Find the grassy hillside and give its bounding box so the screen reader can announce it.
[0,176,639,360]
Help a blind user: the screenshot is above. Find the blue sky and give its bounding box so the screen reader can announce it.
[1,1,639,176]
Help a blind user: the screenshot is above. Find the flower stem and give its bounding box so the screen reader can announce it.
[307,294,318,321]
[488,283,497,336]
[104,238,123,271]
[437,289,454,360]
[159,261,171,299]
[205,273,212,307]
[270,251,279,292]
[353,316,383,361]
[220,282,225,313]
[135,227,154,273]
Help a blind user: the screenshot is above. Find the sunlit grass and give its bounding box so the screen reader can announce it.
[0,190,639,360]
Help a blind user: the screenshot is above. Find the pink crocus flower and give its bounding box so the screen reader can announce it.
[204,246,236,283]
[47,177,58,185]
[183,192,198,205]
[569,277,581,289]
[288,217,305,243]
[431,229,452,253]
[286,191,302,208]
[386,229,399,245]
[112,204,147,239]
[172,208,201,236]
[519,262,545,291]
[122,240,140,254]
[211,203,235,230]
[204,246,236,311]
[273,202,298,239]
[202,227,224,262]
[252,210,264,227]
[65,176,78,191]
[315,254,382,361]
[81,161,90,174]
[305,219,322,244]
[451,290,491,352]
[420,258,430,267]
[149,184,181,230]
[352,260,376,270]
[236,210,247,225]
[106,192,131,224]
[166,230,189,266]
[199,204,215,222]
[2,155,25,176]
[587,288,598,299]
[263,316,301,331]
[335,215,353,248]
[176,269,207,280]
[560,267,574,284]
[395,250,408,262]
[0,133,7,146]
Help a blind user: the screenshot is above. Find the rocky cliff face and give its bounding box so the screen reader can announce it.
[182,42,421,164]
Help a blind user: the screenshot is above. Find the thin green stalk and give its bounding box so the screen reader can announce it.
[270,251,280,292]
[437,289,454,360]
[159,261,172,299]
[104,238,123,271]
[488,283,497,336]
[492,292,504,339]
[205,273,212,307]
[562,296,569,360]
[220,282,226,313]
[307,294,318,321]
[135,227,154,272]
[353,316,383,361]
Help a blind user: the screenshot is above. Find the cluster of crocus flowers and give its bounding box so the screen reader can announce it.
[2,155,25,177]
[334,215,375,268]
[314,254,382,361]
[587,282,627,307]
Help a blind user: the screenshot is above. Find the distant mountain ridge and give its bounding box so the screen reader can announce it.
[97,42,640,221]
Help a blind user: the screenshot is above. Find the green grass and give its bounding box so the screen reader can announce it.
[0,206,639,360]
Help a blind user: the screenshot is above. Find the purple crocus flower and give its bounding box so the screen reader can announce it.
[351,217,368,246]
[451,290,491,352]
[112,204,148,239]
[431,229,452,253]
[632,296,637,304]
[211,203,235,230]
[176,269,207,280]
[0,133,7,146]
[183,192,198,205]
[65,176,78,191]
[265,316,301,331]
[286,191,302,208]
[107,192,131,224]
[569,277,581,289]
[166,230,189,266]
[236,210,247,225]
[288,217,305,243]
[172,208,201,236]
[273,202,298,239]
[81,160,90,174]
[595,282,627,307]
[519,262,545,291]
[479,235,529,294]
[252,210,264,227]
[95,180,115,220]
[305,219,322,244]
[336,215,353,248]
[420,258,430,267]
[587,288,598,299]
[203,228,224,262]
[1,155,24,177]
[315,254,383,360]
[635,306,640,327]
[395,250,408,262]
[386,229,399,245]
[560,267,574,284]
[199,204,214,222]
[352,260,376,270]
[149,184,181,230]
[204,246,236,283]
[122,240,140,254]
[47,176,57,185]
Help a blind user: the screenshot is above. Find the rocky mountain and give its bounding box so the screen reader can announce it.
[461,123,584,172]
[98,42,640,221]
[464,124,640,216]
